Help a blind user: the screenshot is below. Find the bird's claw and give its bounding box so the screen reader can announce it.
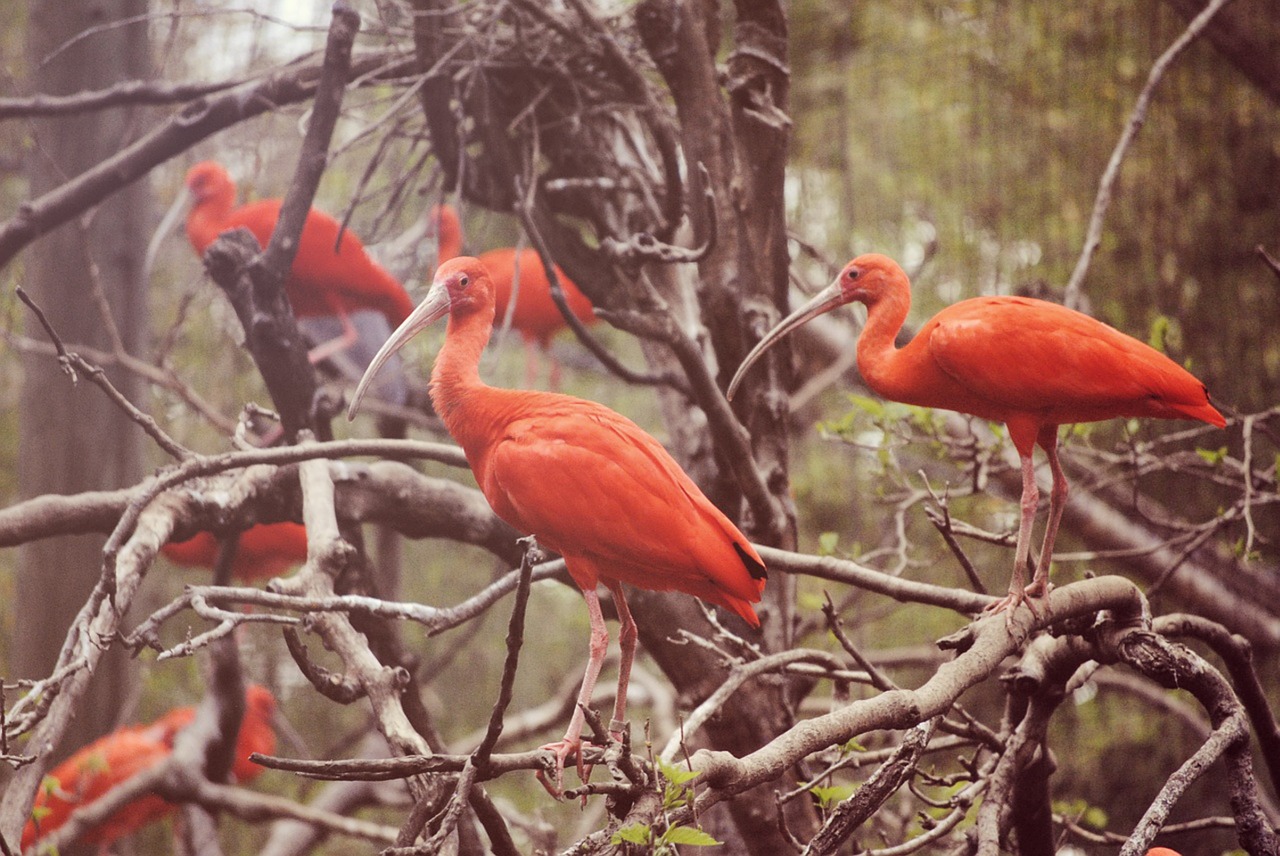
[537,728,628,800]
[536,737,587,799]
[983,581,1053,627]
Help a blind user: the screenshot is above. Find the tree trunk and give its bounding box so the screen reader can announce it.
[16,0,151,758]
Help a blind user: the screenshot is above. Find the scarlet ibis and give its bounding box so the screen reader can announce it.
[432,205,597,389]
[1145,849,1183,856]
[183,161,414,405]
[727,254,1224,614]
[161,522,308,582]
[22,685,277,849]
[348,257,766,793]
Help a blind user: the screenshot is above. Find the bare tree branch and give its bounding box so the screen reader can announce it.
[1063,0,1239,308]
[0,50,411,271]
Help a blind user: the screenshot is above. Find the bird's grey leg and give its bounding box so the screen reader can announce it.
[1027,434,1067,599]
[305,309,360,364]
[605,579,636,741]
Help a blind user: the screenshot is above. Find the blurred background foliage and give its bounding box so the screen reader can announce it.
[0,0,1276,852]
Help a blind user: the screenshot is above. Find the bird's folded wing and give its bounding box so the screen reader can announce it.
[482,407,761,599]
[929,298,1203,413]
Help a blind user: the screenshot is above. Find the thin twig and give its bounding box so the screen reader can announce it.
[513,174,682,391]
[414,539,538,853]
[16,287,193,461]
[1257,245,1280,284]
[1063,0,1238,308]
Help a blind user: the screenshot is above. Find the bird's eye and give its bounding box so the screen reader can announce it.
[846,268,860,280]
[459,275,470,287]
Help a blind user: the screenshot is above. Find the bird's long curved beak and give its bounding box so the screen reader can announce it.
[144,188,191,284]
[346,280,451,419]
[726,279,847,401]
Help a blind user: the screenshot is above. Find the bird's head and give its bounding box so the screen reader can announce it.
[347,257,494,419]
[184,161,235,205]
[726,253,909,401]
[245,684,277,722]
[234,685,278,783]
[836,254,907,306]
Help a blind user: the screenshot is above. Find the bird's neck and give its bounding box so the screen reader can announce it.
[438,222,462,263]
[429,306,498,450]
[855,287,913,398]
[186,192,236,252]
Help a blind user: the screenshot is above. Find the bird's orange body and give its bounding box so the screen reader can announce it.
[22,686,276,849]
[185,162,414,326]
[846,284,1223,456]
[432,205,596,387]
[729,254,1224,613]
[477,246,597,348]
[437,377,764,623]
[349,257,765,792]
[161,522,308,582]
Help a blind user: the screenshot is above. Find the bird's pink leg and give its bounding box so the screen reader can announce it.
[1027,431,1068,599]
[522,337,542,389]
[547,354,563,392]
[306,309,359,364]
[984,452,1039,616]
[538,586,609,796]
[605,580,637,741]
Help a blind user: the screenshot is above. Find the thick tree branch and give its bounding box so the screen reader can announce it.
[0,50,410,271]
[0,74,248,119]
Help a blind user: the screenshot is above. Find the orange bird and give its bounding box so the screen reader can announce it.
[184,161,415,405]
[161,522,308,582]
[728,254,1224,614]
[23,686,277,850]
[432,205,597,389]
[1145,849,1183,856]
[348,257,766,793]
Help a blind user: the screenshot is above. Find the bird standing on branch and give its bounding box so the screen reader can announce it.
[431,204,597,389]
[161,522,308,582]
[348,257,766,794]
[182,161,415,407]
[22,685,277,850]
[728,253,1224,615]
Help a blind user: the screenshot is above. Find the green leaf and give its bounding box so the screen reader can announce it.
[817,531,839,555]
[611,824,652,845]
[31,805,52,822]
[1082,806,1109,829]
[810,784,857,808]
[656,758,700,787]
[1148,314,1170,351]
[660,826,722,846]
[1195,446,1227,465]
[840,737,867,754]
[849,394,885,418]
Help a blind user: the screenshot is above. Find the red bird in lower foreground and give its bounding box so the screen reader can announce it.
[348,257,766,793]
[23,686,277,850]
[728,254,1224,614]
[161,522,308,582]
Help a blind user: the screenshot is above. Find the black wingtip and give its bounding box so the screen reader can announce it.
[734,541,768,580]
